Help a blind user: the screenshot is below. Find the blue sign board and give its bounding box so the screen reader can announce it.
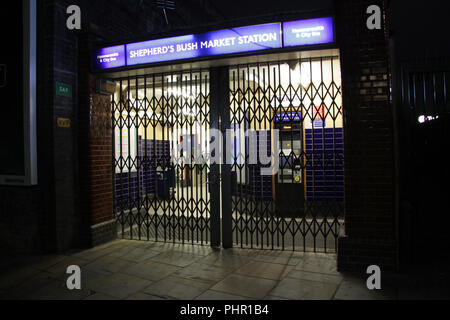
[93,17,334,70]
[274,112,302,123]
[312,119,325,128]
[127,23,282,66]
[283,17,334,47]
[93,45,126,69]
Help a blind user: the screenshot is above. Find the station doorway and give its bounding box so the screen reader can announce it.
[112,51,344,252]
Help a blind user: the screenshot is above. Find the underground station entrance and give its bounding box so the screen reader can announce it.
[95,18,345,253]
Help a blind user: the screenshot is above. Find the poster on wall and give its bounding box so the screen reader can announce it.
[115,124,138,174]
[311,105,326,128]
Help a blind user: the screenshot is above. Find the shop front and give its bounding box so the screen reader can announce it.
[92,16,345,253]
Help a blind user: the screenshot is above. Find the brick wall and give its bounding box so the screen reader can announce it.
[78,32,117,247]
[1,0,397,258]
[336,0,397,271]
[0,0,55,254]
[1,0,196,254]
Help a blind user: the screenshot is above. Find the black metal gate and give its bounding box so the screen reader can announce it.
[112,70,212,245]
[397,58,450,259]
[112,56,345,252]
[228,57,344,252]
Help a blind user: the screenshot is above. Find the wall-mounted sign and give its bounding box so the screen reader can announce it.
[57,118,71,128]
[274,111,302,123]
[283,17,334,47]
[93,17,334,70]
[127,23,281,66]
[56,82,72,97]
[311,105,326,128]
[93,45,126,70]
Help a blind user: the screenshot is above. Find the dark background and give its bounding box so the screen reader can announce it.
[389,0,450,60]
[0,1,24,176]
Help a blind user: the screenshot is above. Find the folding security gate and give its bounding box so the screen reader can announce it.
[112,56,345,252]
[228,57,344,252]
[112,70,212,245]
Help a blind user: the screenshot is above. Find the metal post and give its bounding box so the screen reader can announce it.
[209,68,221,247]
[219,67,232,249]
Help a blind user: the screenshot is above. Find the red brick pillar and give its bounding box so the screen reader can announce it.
[78,34,115,247]
[336,0,397,271]
[89,85,115,245]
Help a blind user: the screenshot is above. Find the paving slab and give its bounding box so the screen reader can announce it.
[235,261,294,281]
[169,244,215,256]
[81,269,113,291]
[25,278,92,300]
[264,295,290,300]
[126,292,168,300]
[119,247,161,263]
[173,262,232,284]
[107,246,136,259]
[89,273,152,299]
[150,251,202,267]
[333,276,396,300]
[45,257,91,278]
[121,261,181,282]
[143,275,212,300]
[294,256,339,275]
[269,278,339,300]
[30,255,69,272]
[198,253,252,271]
[3,271,59,300]
[287,270,343,285]
[211,274,278,300]
[70,246,116,261]
[0,266,40,292]
[195,290,252,300]
[84,256,134,274]
[251,250,299,266]
[83,293,119,300]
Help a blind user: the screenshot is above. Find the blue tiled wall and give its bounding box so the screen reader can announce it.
[233,128,345,204]
[115,137,171,210]
[115,129,345,209]
[234,130,273,201]
[305,128,344,202]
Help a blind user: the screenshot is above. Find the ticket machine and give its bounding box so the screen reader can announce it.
[274,111,305,216]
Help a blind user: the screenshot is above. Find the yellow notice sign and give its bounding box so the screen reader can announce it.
[57,118,71,128]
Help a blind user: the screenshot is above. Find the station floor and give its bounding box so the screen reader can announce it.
[0,239,449,300]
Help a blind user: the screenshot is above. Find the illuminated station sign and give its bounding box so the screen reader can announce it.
[93,17,334,70]
[283,17,334,47]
